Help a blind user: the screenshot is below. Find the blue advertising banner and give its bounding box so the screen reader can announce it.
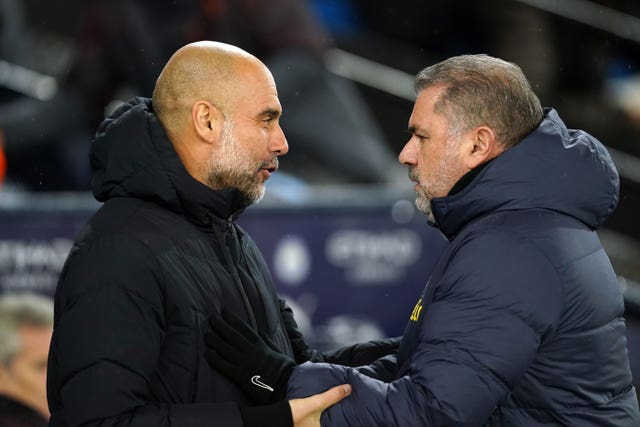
[0,200,448,349]
[0,212,86,296]
[240,205,448,348]
[0,194,638,380]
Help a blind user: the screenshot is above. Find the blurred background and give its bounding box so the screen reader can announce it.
[0,0,639,416]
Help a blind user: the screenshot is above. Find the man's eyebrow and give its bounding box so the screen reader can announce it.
[258,108,281,119]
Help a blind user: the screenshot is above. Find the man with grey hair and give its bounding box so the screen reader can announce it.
[208,54,640,426]
[0,293,53,425]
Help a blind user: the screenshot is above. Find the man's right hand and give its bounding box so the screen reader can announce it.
[289,384,352,427]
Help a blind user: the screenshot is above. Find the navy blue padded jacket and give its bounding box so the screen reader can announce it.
[288,109,640,426]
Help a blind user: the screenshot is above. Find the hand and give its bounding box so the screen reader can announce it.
[204,309,296,404]
[289,384,352,427]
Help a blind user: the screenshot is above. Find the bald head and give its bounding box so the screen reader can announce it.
[152,41,264,139]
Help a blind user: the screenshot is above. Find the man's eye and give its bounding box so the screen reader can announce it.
[406,130,427,141]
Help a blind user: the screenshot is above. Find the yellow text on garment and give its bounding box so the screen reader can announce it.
[410,298,423,322]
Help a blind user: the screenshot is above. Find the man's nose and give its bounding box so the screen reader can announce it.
[271,125,288,156]
[398,140,417,165]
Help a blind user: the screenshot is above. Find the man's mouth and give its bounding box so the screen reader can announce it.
[407,166,417,182]
[259,159,278,180]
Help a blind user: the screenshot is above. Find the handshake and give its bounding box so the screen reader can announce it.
[204,310,352,427]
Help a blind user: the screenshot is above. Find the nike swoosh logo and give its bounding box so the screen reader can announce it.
[251,375,274,392]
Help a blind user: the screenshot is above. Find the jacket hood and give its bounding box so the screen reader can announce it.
[432,108,619,238]
[90,97,246,225]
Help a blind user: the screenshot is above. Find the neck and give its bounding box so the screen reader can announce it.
[171,134,209,186]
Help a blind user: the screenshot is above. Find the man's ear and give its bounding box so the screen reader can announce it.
[192,101,223,144]
[464,126,499,169]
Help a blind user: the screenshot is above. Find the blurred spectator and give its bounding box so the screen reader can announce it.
[0,0,403,191]
[0,293,53,425]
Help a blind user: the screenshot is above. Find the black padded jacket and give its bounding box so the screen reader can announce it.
[46,98,397,427]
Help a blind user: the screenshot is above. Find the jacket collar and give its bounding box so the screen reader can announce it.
[91,97,247,228]
[430,108,619,239]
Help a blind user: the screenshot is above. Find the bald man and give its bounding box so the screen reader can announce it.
[46,41,364,427]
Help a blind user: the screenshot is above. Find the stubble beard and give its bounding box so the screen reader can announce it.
[204,120,268,207]
[412,141,466,225]
[415,188,435,223]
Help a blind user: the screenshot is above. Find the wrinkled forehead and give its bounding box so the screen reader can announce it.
[410,85,447,122]
[231,63,282,115]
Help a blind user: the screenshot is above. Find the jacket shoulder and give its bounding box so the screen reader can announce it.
[57,199,175,310]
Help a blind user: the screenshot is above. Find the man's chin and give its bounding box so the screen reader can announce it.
[415,196,435,223]
[238,184,265,207]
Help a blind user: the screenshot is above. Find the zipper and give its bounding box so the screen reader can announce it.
[213,214,258,329]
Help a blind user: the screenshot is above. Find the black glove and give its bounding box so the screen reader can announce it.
[204,309,296,404]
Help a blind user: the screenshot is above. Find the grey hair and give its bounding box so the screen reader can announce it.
[0,293,53,365]
[415,54,544,148]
